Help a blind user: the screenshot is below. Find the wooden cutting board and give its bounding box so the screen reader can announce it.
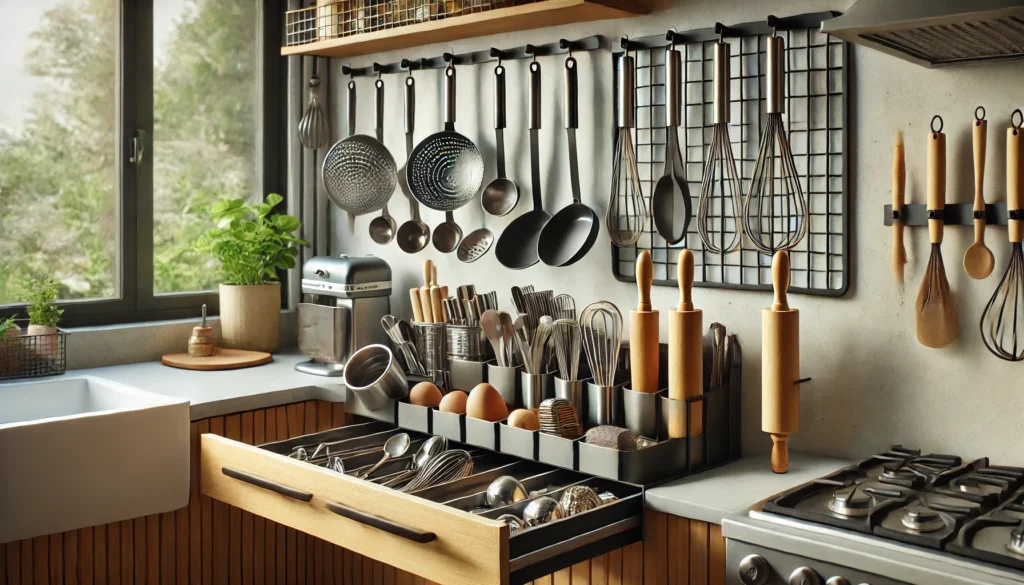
[162,348,272,371]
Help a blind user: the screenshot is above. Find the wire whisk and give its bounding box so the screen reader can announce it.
[981,113,1024,361]
[743,30,808,254]
[579,301,623,387]
[607,54,647,248]
[698,36,744,254]
[298,60,331,149]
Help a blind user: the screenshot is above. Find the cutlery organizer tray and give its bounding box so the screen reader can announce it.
[201,420,642,585]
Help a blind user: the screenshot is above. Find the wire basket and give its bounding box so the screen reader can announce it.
[285,0,538,47]
[0,322,68,380]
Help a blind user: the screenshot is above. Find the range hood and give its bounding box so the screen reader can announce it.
[821,0,1024,67]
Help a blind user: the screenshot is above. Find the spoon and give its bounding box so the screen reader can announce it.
[396,75,430,253]
[482,63,519,216]
[651,46,691,245]
[433,211,462,253]
[413,435,448,468]
[480,310,504,366]
[369,204,397,244]
[964,107,994,280]
[457,228,494,263]
[360,433,410,479]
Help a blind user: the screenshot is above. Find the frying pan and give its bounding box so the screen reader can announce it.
[406,64,484,212]
[322,80,397,215]
[538,55,598,267]
[496,60,551,270]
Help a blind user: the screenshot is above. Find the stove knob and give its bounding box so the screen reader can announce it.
[738,554,771,585]
[790,567,824,585]
[825,578,851,585]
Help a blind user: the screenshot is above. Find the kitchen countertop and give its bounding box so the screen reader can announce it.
[71,348,346,421]
[644,452,854,525]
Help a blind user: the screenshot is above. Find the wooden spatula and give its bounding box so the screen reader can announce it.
[916,119,959,348]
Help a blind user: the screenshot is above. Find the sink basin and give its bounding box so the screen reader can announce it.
[0,376,190,544]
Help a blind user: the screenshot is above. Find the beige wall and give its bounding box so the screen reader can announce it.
[329,0,1024,464]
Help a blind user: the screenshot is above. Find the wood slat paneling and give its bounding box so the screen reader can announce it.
[1,399,728,585]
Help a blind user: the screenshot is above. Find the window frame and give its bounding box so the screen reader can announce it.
[1,0,288,328]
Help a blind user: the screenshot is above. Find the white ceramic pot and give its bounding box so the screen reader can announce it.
[218,282,280,353]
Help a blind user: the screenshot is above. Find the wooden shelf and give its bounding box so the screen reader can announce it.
[281,0,650,59]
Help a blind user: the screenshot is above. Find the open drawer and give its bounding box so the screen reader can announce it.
[201,420,643,585]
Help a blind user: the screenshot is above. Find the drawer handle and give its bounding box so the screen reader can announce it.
[222,467,313,502]
[326,502,436,544]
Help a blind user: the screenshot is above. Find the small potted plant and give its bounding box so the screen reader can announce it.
[0,315,20,374]
[197,193,308,353]
[26,277,63,359]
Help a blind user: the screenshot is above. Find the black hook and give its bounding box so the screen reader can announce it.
[767,15,781,36]
[1012,109,1023,133]
[931,115,944,134]
[975,105,986,122]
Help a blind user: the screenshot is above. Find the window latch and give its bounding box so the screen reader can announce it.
[129,130,146,166]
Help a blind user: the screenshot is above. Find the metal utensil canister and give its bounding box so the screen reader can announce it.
[343,344,409,411]
[446,324,486,360]
[412,322,446,373]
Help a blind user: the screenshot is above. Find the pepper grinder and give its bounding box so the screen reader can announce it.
[188,304,215,357]
[629,250,659,394]
[668,249,702,438]
[762,251,800,473]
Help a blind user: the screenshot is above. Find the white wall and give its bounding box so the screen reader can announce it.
[328,0,1024,464]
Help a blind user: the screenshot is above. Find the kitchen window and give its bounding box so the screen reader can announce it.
[0,0,286,327]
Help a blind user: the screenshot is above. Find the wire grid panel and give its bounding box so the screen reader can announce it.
[285,1,542,47]
[611,28,848,296]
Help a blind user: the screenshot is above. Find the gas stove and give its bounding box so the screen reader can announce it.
[724,446,1024,585]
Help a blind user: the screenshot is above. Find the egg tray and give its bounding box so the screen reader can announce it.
[394,342,743,486]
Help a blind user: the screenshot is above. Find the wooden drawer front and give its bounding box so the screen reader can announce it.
[200,434,509,585]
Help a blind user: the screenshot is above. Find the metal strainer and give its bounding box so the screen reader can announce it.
[322,80,397,215]
[406,64,484,212]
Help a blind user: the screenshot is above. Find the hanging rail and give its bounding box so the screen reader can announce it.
[340,35,604,77]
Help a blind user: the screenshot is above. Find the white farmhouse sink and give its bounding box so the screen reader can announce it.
[0,376,190,544]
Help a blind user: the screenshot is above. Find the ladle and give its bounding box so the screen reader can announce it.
[368,78,397,244]
[539,55,598,267]
[481,62,519,216]
[433,211,463,253]
[396,75,430,253]
[496,60,550,269]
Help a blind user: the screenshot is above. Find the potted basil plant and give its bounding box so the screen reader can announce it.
[197,193,308,353]
[26,277,63,358]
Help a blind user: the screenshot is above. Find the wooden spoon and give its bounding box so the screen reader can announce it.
[965,110,995,280]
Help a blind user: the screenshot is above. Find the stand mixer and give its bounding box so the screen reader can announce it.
[296,255,391,376]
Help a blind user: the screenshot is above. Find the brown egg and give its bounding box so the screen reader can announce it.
[466,383,509,422]
[409,382,443,408]
[507,409,540,431]
[438,390,468,414]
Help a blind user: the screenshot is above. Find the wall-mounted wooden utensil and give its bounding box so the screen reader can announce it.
[667,250,702,438]
[762,251,800,474]
[916,116,959,348]
[892,130,907,284]
[409,288,424,323]
[965,107,995,280]
[629,251,659,394]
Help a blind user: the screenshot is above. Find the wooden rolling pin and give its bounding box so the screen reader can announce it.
[409,288,424,323]
[629,250,659,393]
[667,250,702,438]
[419,260,434,323]
[762,250,800,474]
[430,265,444,324]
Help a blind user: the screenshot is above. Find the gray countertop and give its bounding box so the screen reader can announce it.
[72,348,346,421]
[53,354,853,524]
[644,452,854,525]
